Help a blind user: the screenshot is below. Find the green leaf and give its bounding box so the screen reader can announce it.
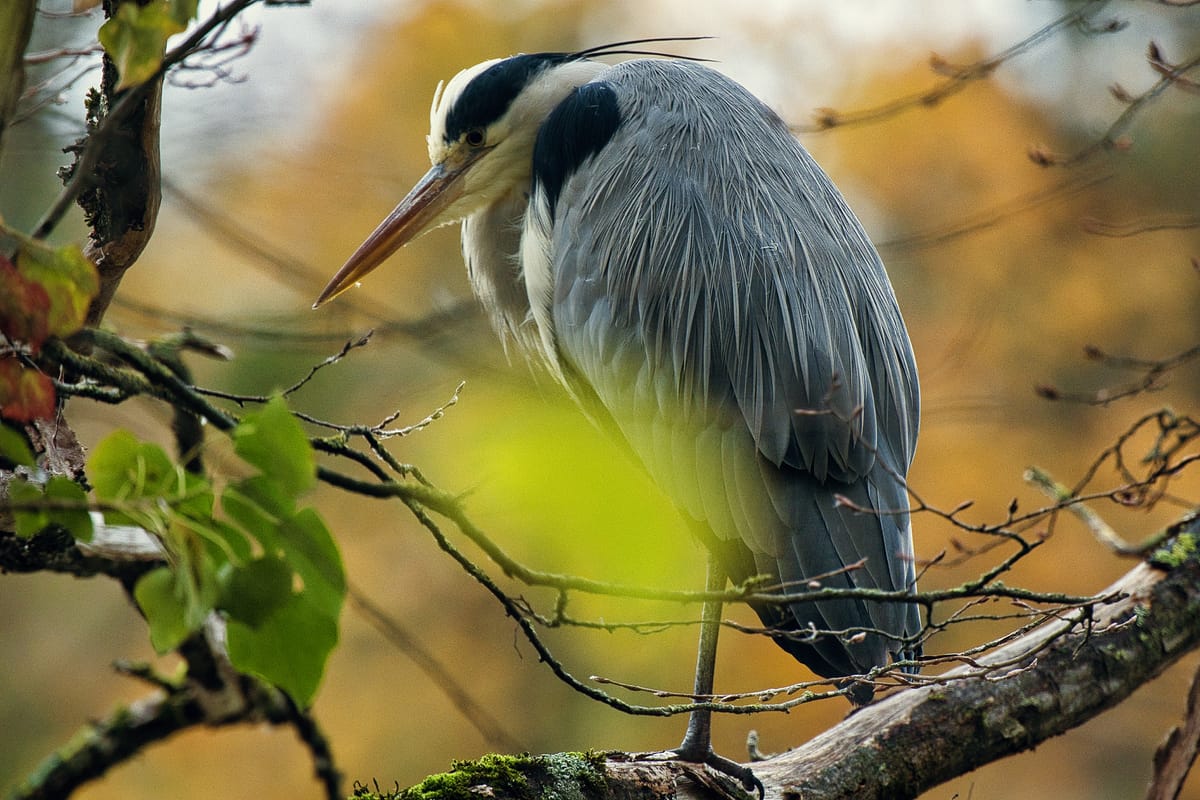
[82,423,342,705]
[224,474,294,525]
[278,508,345,619]
[97,1,192,91]
[134,566,194,653]
[88,430,213,525]
[44,475,94,541]
[162,0,200,26]
[201,517,253,565]
[8,475,90,540]
[89,430,166,516]
[232,396,315,496]
[171,470,215,521]
[226,593,339,707]
[219,556,293,628]
[221,475,292,548]
[221,479,344,619]
[10,478,48,538]
[0,422,36,467]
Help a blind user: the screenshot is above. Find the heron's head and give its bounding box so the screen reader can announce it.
[313,52,608,308]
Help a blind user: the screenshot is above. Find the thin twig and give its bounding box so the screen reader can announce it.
[793,0,1114,133]
[1031,43,1200,167]
[1024,466,1146,555]
[281,332,374,397]
[1037,344,1200,406]
[26,329,1200,726]
[877,174,1110,256]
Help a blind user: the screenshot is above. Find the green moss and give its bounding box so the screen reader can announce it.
[359,752,612,800]
[536,752,610,800]
[1132,603,1153,630]
[1150,532,1197,569]
[395,754,535,800]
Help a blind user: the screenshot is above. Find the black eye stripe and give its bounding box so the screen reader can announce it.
[443,53,571,143]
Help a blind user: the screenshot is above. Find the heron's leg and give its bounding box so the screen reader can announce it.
[673,555,763,796]
[677,552,725,758]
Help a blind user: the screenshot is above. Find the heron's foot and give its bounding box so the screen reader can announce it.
[745,729,775,762]
[831,674,874,706]
[670,743,764,798]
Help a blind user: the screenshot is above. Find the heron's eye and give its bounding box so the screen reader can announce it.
[465,128,486,147]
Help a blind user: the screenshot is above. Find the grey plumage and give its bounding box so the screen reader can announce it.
[525,59,920,677]
[317,45,920,711]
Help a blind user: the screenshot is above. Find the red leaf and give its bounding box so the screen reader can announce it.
[0,256,52,351]
[0,357,56,422]
[12,243,98,338]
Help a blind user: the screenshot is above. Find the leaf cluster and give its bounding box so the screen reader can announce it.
[88,396,344,706]
[5,390,345,707]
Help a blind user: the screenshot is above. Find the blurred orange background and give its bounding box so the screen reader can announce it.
[3,2,1199,799]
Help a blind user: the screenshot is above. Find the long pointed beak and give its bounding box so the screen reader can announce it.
[313,157,476,308]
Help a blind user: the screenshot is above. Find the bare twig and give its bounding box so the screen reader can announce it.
[1148,40,1200,95]
[161,176,416,324]
[1031,42,1200,167]
[10,621,342,800]
[23,329,1200,727]
[112,293,482,350]
[1038,343,1200,406]
[877,174,1110,256]
[369,536,1200,800]
[281,332,374,397]
[739,539,1200,800]
[793,0,1115,133]
[168,26,258,89]
[1024,466,1152,555]
[22,45,103,65]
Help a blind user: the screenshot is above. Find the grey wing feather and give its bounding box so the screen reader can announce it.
[545,59,920,676]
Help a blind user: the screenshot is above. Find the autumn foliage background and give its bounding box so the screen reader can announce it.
[3,2,1200,799]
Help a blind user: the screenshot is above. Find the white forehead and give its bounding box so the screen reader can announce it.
[428,57,503,145]
[426,56,611,164]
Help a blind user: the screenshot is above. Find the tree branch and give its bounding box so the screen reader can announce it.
[743,532,1199,799]
[351,520,1200,800]
[9,618,341,800]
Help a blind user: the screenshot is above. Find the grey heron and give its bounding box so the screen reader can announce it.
[315,39,921,790]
